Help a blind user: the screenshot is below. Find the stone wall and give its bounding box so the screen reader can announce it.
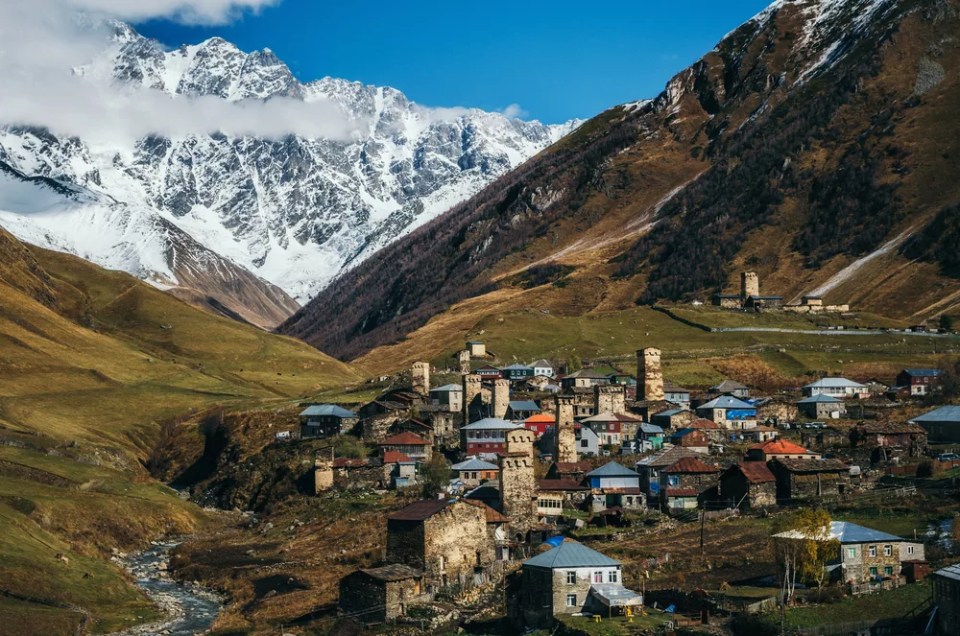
[500,456,536,532]
[314,457,334,493]
[554,395,577,463]
[637,347,664,402]
[338,570,424,623]
[741,271,760,299]
[594,385,626,415]
[412,361,430,395]
[458,350,471,374]
[492,378,510,420]
[462,374,482,423]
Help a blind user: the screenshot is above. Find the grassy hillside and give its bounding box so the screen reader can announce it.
[0,229,363,633]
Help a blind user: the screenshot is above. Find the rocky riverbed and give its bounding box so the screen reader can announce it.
[110,541,223,636]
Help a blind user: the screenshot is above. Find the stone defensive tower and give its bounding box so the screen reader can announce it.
[499,454,536,532]
[492,378,510,420]
[314,456,334,493]
[594,384,626,415]
[462,374,482,423]
[505,427,536,459]
[637,347,664,402]
[411,361,430,396]
[741,271,759,301]
[458,349,471,375]
[554,395,577,463]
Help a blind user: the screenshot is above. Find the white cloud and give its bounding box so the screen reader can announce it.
[501,103,527,119]
[0,0,364,147]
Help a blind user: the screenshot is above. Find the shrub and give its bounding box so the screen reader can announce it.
[916,460,934,478]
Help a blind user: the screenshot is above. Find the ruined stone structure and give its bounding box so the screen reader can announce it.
[386,499,495,591]
[314,456,334,493]
[338,565,425,624]
[462,374,482,424]
[741,271,760,301]
[637,347,664,402]
[554,395,577,463]
[492,378,510,420]
[458,349,471,375]
[411,361,430,396]
[594,384,626,415]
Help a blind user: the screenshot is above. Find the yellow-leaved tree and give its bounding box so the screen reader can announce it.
[771,508,839,603]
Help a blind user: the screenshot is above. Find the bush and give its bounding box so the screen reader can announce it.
[916,460,934,478]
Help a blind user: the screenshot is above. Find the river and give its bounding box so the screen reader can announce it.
[111,541,223,636]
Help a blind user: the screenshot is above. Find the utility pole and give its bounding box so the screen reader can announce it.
[699,508,706,557]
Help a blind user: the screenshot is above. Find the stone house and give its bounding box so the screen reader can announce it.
[669,428,711,454]
[740,424,779,444]
[755,396,799,424]
[650,408,696,430]
[932,563,960,636]
[797,394,847,419]
[338,564,425,623]
[545,461,593,482]
[451,456,499,486]
[696,395,757,429]
[854,421,927,454]
[746,439,820,462]
[773,521,925,585]
[378,432,432,462]
[387,417,435,443]
[360,400,410,440]
[299,404,358,439]
[718,462,777,510]
[635,446,698,504]
[515,541,641,628]
[769,457,848,503]
[466,340,487,357]
[538,424,600,458]
[560,369,610,390]
[659,456,721,513]
[383,451,418,489]
[429,383,463,412]
[663,384,692,408]
[709,379,750,398]
[895,368,942,396]
[386,498,496,592]
[536,479,589,517]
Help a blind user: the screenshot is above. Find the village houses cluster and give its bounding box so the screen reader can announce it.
[294,338,958,629]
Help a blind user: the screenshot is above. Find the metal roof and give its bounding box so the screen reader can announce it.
[502,363,533,370]
[902,368,942,377]
[524,541,621,569]
[588,584,643,607]
[461,417,524,431]
[803,377,867,389]
[933,563,960,582]
[911,405,960,424]
[452,457,499,471]
[710,380,748,392]
[653,408,685,417]
[774,521,904,544]
[698,396,755,410]
[430,383,462,393]
[586,461,639,478]
[508,400,540,412]
[797,394,843,403]
[300,404,357,418]
[640,423,664,434]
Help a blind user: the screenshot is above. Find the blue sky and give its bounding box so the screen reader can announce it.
[136,1,772,124]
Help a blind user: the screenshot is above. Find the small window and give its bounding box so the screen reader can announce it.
[594,571,603,583]
[907,546,915,555]
[608,570,618,583]
[884,545,892,557]
[869,566,878,577]
[566,593,577,607]
[566,571,576,585]
[884,566,894,576]
[581,440,589,448]
[869,546,877,558]
[848,547,857,558]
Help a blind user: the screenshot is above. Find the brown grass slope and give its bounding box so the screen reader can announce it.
[280,0,960,362]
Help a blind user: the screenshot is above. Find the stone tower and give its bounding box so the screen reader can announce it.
[637,348,664,402]
[594,384,626,415]
[554,395,577,463]
[500,430,537,532]
[741,271,759,301]
[492,378,510,420]
[411,361,430,396]
[462,374,482,423]
[314,455,334,493]
[457,349,471,375]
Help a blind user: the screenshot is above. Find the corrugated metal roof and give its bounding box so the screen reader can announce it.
[911,405,960,424]
[509,400,540,411]
[710,380,748,392]
[452,457,499,471]
[589,584,643,607]
[774,521,903,544]
[803,377,866,389]
[586,461,639,478]
[461,418,524,431]
[797,394,843,403]
[430,384,462,392]
[640,423,664,434]
[300,404,356,418]
[903,369,942,377]
[698,396,755,410]
[524,541,620,569]
[934,563,960,582]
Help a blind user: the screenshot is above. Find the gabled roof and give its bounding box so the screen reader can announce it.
[774,521,902,544]
[524,541,620,569]
[379,432,431,446]
[640,423,664,434]
[797,394,843,404]
[663,457,719,474]
[452,456,499,471]
[803,377,866,389]
[772,457,848,472]
[461,417,524,431]
[462,498,509,523]
[934,563,960,582]
[710,379,748,392]
[532,359,553,368]
[582,412,642,424]
[563,368,610,380]
[652,408,686,417]
[698,396,755,410]
[635,446,697,469]
[503,363,533,371]
[388,498,451,521]
[300,404,357,418]
[727,461,775,483]
[509,400,540,412]
[663,384,691,394]
[430,383,463,393]
[688,418,722,430]
[382,451,414,464]
[910,405,960,424]
[474,365,501,372]
[537,478,588,491]
[902,368,942,377]
[525,413,556,424]
[586,461,639,478]
[750,439,811,455]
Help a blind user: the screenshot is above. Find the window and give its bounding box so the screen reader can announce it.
[566,594,577,607]
[868,546,877,558]
[581,440,589,448]
[884,566,894,576]
[884,545,892,557]
[594,571,603,583]
[907,545,915,555]
[869,567,878,577]
[848,548,857,558]
[566,571,577,585]
[608,570,618,583]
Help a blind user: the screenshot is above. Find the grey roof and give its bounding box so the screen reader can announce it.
[797,394,843,404]
[698,396,755,410]
[911,405,960,424]
[564,369,610,380]
[640,423,664,434]
[774,521,904,544]
[586,461,639,478]
[461,417,524,431]
[532,359,553,368]
[803,377,866,389]
[503,363,533,371]
[524,541,620,569]
[452,456,499,471]
[300,404,356,418]
[902,369,942,377]
[589,584,643,607]
[653,408,685,417]
[431,383,463,393]
[710,380,748,392]
[934,563,960,582]
[508,400,540,412]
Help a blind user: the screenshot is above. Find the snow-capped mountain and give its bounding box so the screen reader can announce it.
[0,22,576,327]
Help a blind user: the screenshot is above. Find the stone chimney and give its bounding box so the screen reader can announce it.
[637,348,664,402]
[492,378,510,420]
[594,384,626,415]
[462,374,482,424]
[458,349,471,375]
[741,271,759,301]
[411,361,430,396]
[554,395,577,463]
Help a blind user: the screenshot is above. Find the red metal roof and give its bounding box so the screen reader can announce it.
[382,451,414,464]
[537,478,587,491]
[378,432,431,446]
[688,418,722,430]
[749,439,811,455]
[664,488,700,497]
[733,461,776,483]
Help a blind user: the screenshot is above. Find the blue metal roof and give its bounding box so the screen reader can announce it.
[461,418,524,431]
[300,404,356,418]
[903,369,942,377]
[524,541,621,569]
[797,394,842,404]
[508,400,540,412]
[911,405,960,424]
[831,521,903,544]
[586,461,639,478]
[698,396,755,410]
